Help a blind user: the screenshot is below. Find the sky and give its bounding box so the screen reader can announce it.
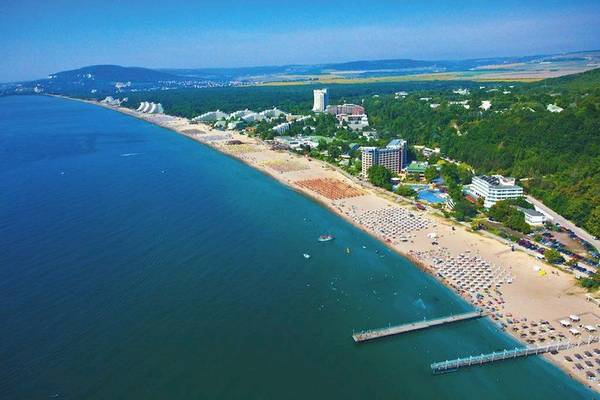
[1,0,600,82]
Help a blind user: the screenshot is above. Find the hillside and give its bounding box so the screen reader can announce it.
[538,66,600,89]
[22,65,187,96]
[362,69,600,236]
[0,65,201,97]
[47,65,179,83]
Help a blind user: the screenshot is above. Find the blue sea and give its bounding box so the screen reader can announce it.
[0,96,596,399]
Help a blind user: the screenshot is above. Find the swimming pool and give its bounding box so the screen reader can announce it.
[417,189,447,203]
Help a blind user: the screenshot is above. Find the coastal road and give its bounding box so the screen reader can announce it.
[526,195,600,251]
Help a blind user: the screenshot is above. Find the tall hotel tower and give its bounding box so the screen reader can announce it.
[312,88,328,112]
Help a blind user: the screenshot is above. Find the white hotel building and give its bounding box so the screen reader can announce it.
[312,89,329,113]
[515,206,548,226]
[467,175,524,208]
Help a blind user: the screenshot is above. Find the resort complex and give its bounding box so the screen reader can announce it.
[467,175,525,208]
[361,139,408,175]
[193,110,229,122]
[100,96,127,106]
[405,161,429,177]
[136,101,164,114]
[190,107,291,130]
[326,102,370,130]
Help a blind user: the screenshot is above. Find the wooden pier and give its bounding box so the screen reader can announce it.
[353,310,485,343]
[431,336,600,374]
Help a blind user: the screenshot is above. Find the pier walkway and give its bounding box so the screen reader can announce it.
[431,336,600,374]
[353,310,485,343]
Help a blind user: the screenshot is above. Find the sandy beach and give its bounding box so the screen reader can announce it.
[86,99,600,392]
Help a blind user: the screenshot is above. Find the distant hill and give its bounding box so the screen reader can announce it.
[47,65,179,83]
[2,49,600,97]
[318,56,544,73]
[163,50,600,82]
[158,64,319,81]
[320,59,435,71]
[4,65,195,97]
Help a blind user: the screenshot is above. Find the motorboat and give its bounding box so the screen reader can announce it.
[318,234,335,242]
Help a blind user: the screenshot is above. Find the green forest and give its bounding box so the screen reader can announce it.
[362,69,600,236]
[123,81,479,118]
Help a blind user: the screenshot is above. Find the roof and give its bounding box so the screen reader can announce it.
[308,135,333,143]
[465,195,478,204]
[361,146,378,152]
[387,139,407,148]
[406,161,429,173]
[515,206,545,218]
[477,175,502,185]
[474,175,521,189]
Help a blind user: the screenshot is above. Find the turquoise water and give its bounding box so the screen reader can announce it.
[0,96,595,399]
[418,189,446,204]
[407,184,446,204]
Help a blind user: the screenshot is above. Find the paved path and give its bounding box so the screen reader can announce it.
[353,310,485,342]
[431,336,600,373]
[526,195,600,251]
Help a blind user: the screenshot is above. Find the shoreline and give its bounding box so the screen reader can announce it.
[60,96,600,392]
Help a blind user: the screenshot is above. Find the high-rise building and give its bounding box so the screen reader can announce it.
[361,139,408,176]
[312,89,328,112]
[386,139,407,168]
